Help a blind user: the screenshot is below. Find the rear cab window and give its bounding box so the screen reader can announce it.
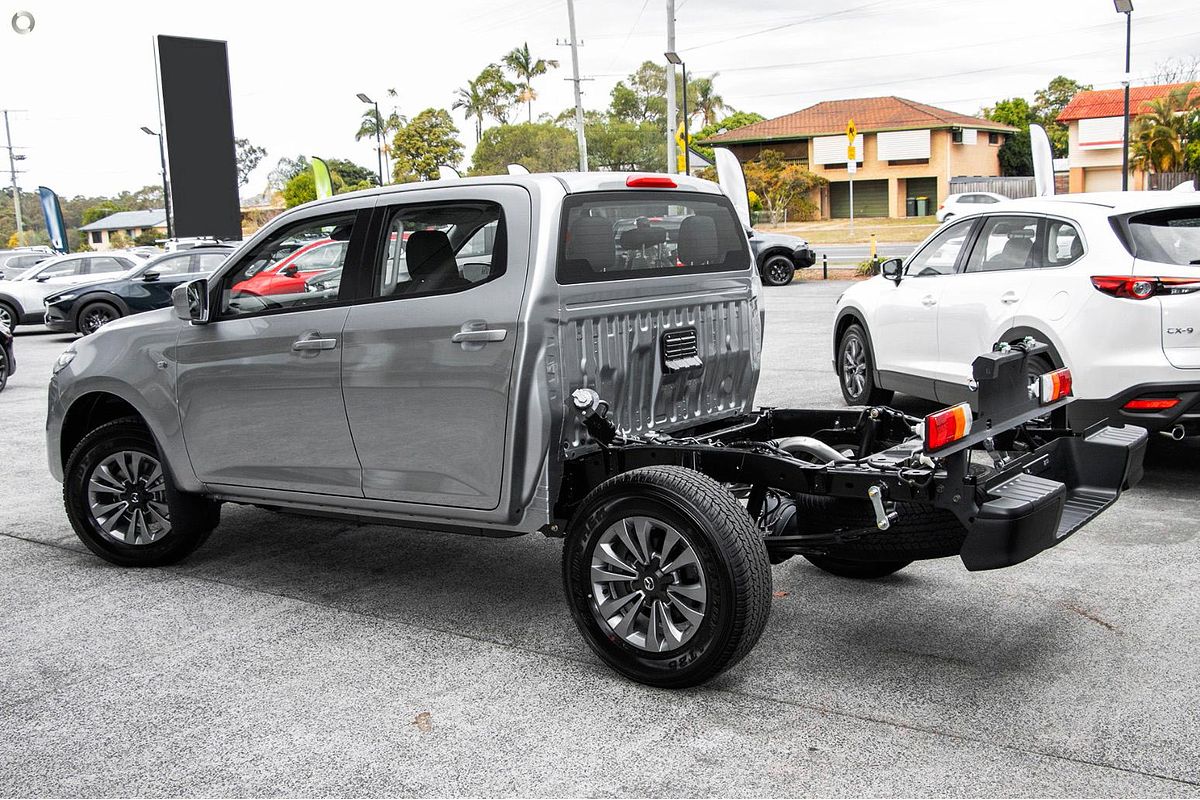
[556,190,749,284]
[1119,207,1200,266]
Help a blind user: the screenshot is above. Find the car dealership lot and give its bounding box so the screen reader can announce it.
[1,281,1198,796]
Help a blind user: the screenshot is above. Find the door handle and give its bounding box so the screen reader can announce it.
[451,329,507,343]
[1000,291,1020,305]
[292,333,337,351]
[921,295,937,307]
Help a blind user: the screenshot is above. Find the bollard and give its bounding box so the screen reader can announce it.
[822,253,828,280]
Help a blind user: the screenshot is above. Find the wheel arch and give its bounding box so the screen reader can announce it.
[0,290,25,318]
[833,306,874,369]
[999,325,1068,369]
[75,291,131,320]
[756,246,794,269]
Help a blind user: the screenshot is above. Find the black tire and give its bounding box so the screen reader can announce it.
[790,494,966,579]
[77,301,121,335]
[761,253,796,286]
[0,348,7,393]
[64,417,220,567]
[837,323,893,406]
[563,465,772,688]
[0,301,17,334]
[803,554,911,579]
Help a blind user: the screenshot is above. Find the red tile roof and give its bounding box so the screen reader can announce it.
[701,96,1016,143]
[1057,82,1199,121]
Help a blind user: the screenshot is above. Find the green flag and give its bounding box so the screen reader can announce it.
[311,157,334,200]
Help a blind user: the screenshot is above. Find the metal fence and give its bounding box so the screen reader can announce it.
[949,176,1036,199]
[1148,172,1198,191]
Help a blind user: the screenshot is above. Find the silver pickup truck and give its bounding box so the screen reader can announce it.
[47,171,1146,687]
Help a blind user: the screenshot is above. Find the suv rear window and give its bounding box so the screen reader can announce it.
[1122,207,1200,266]
[556,191,749,284]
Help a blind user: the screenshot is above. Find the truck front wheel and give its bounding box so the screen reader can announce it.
[562,466,771,688]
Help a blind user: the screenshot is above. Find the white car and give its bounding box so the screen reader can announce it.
[0,252,140,331]
[936,191,1007,223]
[833,191,1200,438]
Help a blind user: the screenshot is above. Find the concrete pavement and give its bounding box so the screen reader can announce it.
[1,283,1198,796]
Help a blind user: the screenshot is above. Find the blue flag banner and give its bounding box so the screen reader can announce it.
[37,186,69,253]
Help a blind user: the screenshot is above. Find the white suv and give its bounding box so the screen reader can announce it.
[834,192,1200,437]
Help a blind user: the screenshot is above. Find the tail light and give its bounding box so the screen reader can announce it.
[1038,368,1072,404]
[1091,276,1200,300]
[923,402,972,451]
[626,175,677,188]
[1123,396,1180,411]
[938,203,945,210]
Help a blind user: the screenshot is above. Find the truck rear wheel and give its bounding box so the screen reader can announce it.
[562,466,771,688]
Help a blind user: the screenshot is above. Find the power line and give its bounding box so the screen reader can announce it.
[680,1,892,52]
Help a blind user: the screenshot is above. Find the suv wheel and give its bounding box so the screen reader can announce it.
[838,323,893,406]
[563,465,771,688]
[0,347,8,393]
[78,301,121,335]
[0,301,17,333]
[761,254,796,287]
[64,418,220,567]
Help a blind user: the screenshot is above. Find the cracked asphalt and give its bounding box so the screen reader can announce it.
[1,280,1198,797]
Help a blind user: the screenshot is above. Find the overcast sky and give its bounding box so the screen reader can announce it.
[2,0,1197,199]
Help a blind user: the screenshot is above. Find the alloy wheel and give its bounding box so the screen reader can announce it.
[81,307,116,335]
[86,450,170,545]
[0,306,12,329]
[589,515,708,653]
[765,256,794,285]
[841,335,867,399]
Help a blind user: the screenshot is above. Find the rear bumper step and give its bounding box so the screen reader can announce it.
[959,424,1148,571]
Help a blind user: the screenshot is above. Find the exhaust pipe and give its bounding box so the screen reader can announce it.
[1170,424,1187,441]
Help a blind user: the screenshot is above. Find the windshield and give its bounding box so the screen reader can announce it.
[1124,207,1200,266]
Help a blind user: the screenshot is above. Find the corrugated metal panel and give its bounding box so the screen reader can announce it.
[876,129,930,160]
[559,295,761,454]
[830,180,888,218]
[813,134,862,165]
[949,176,1035,199]
[1079,116,1124,148]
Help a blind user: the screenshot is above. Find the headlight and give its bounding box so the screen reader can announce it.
[52,348,76,375]
[46,293,76,305]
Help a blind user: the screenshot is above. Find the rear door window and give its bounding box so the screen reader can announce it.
[556,191,749,284]
[963,216,1041,273]
[1123,207,1200,265]
[1042,219,1084,267]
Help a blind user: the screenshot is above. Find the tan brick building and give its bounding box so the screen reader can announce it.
[700,96,1016,219]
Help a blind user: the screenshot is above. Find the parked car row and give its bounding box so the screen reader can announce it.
[835,191,1200,437]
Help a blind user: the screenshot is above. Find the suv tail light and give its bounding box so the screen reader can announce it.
[923,402,972,451]
[1123,396,1180,411]
[1091,275,1200,300]
[1038,368,1072,404]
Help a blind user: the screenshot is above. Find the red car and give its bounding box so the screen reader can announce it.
[231,239,347,296]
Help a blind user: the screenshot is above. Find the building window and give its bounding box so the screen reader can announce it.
[90,231,102,244]
[887,158,930,166]
[989,132,1002,145]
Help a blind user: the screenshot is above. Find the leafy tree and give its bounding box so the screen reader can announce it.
[235,138,267,187]
[1130,83,1200,173]
[354,97,404,178]
[478,64,519,126]
[107,231,132,250]
[689,74,730,127]
[503,43,560,123]
[326,158,378,188]
[742,150,825,224]
[82,202,125,226]
[610,61,669,125]
[282,171,317,208]
[469,122,577,175]
[1151,56,1200,85]
[982,97,1032,128]
[997,128,1033,176]
[1033,76,1091,157]
[268,155,310,191]
[693,111,766,162]
[133,229,161,247]
[391,108,464,182]
[453,76,491,143]
[585,115,664,172]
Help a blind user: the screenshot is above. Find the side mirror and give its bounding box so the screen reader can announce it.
[880,257,904,285]
[142,271,160,282]
[281,265,299,277]
[36,274,50,282]
[172,278,210,324]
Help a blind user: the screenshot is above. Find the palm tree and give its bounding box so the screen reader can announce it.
[452,78,490,143]
[689,74,730,127]
[503,42,559,123]
[355,97,406,178]
[1130,82,1199,173]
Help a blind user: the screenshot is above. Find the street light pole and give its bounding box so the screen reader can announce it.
[665,52,688,174]
[1115,0,1133,191]
[140,126,174,240]
[358,93,385,186]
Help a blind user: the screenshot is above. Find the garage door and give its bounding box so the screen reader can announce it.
[1084,167,1123,192]
[905,177,938,216]
[830,179,888,218]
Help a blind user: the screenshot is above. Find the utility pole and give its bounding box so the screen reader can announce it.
[665,0,677,174]
[1115,0,1133,191]
[565,0,589,172]
[3,111,24,243]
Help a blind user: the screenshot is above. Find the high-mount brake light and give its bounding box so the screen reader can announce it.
[626,175,677,188]
[1038,368,1073,404]
[1091,275,1200,300]
[1123,397,1181,411]
[923,402,973,451]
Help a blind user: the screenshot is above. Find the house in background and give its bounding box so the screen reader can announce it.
[1057,82,1199,193]
[78,209,167,250]
[700,96,1016,219]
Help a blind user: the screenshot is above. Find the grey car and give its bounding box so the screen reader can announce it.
[0,248,53,281]
[47,172,1146,687]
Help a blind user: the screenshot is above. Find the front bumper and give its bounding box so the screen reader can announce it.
[43,303,74,332]
[1070,381,1200,435]
[959,424,1147,570]
[793,246,816,268]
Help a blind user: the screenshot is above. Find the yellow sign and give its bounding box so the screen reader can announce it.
[847,144,856,161]
[846,119,857,143]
